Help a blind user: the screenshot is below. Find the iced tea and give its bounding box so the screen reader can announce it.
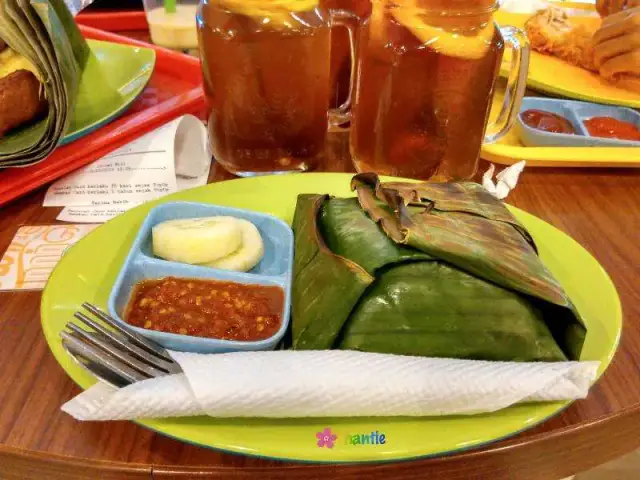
[197,1,332,175]
[350,1,505,180]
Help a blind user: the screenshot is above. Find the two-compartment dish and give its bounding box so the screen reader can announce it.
[108,202,293,353]
[516,97,640,147]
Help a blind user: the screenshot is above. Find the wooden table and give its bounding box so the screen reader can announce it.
[2,29,640,480]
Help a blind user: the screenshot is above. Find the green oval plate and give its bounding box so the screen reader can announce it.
[60,39,155,145]
[41,173,622,463]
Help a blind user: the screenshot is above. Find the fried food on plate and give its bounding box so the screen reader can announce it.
[524,6,598,72]
[524,5,640,92]
[0,70,48,138]
[0,40,48,138]
[595,0,640,18]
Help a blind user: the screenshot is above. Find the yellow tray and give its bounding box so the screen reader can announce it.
[484,6,640,167]
[495,10,640,109]
[480,82,640,167]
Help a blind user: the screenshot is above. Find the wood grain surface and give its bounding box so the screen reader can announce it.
[1,29,640,480]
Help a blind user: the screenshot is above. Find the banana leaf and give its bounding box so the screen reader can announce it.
[291,173,587,362]
[0,0,93,166]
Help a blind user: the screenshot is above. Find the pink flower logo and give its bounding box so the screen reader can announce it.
[316,427,337,448]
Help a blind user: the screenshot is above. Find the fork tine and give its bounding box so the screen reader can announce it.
[82,303,174,362]
[66,323,170,378]
[61,331,148,386]
[73,312,181,374]
[62,343,133,389]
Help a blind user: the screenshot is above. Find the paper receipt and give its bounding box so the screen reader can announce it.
[44,115,212,223]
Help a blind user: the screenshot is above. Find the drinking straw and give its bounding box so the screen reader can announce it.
[164,0,177,14]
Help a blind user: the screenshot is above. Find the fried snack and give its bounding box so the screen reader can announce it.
[525,6,640,92]
[524,6,598,72]
[595,0,640,18]
[612,74,640,93]
[0,70,47,138]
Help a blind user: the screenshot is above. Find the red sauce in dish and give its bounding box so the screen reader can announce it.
[521,109,576,134]
[125,277,283,341]
[583,117,640,141]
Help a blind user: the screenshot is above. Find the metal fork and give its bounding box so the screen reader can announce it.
[60,303,182,388]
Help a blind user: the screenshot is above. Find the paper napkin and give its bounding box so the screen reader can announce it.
[482,161,526,200]
[44,115,212,223]
[62,350,600,420]
[500,0,551,13]
[500,0,599,16]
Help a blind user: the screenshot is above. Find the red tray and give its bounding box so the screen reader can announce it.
[0,25,206,207]
[76,11,149,33]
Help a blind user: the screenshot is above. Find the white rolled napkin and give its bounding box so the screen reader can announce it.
[500,0,551,14]
[61,350,600,421]
[500,0,599,16]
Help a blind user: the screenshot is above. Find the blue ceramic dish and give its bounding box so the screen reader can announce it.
[516,97,640,147]
[107,202,294,353]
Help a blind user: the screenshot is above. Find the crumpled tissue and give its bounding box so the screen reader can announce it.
[482,160,526,200]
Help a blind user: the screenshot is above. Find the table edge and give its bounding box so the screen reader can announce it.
[2,403,640,479]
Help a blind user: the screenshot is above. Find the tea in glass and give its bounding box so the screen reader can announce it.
[197,0,333,176]
[350,0,529,180]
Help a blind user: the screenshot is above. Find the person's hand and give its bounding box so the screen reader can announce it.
[596,0,627,18]
[593,6,640,78]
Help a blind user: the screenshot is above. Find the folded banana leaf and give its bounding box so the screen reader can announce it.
[291,173,587,362]
[0,0,91,166]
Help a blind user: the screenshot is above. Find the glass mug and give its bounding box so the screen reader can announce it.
[350,0,530,180]
[197,0,358,176]
[321,0,372,109]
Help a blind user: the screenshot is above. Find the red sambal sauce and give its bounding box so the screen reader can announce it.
[521,109,577,134]
[584,117,640,141]
[125,277,284,341]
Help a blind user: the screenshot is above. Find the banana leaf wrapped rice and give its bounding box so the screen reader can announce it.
[0,0,122,167]
[291,173,586,362]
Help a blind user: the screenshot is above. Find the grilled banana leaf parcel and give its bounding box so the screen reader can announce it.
[291,173,587,362]
[0,0,95,167]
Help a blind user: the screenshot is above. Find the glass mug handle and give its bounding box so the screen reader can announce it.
[328,9,360,128]
[484,26,530,143]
